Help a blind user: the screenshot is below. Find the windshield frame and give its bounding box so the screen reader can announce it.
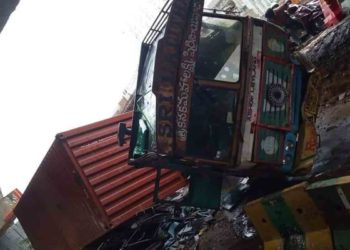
[195,13,244,84]
[181,13,247,165]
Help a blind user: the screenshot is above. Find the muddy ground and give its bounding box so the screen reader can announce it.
[315,100,350,173]
[198,209,261,250]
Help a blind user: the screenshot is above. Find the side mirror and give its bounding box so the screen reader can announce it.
[118,122,132,146]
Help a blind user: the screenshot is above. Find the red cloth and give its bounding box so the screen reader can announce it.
[320,0,343,27]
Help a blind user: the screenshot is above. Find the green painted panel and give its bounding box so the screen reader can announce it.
[265,26,288,59]
[255,127,283,163]
[262,193,306,250]
[333,230,350,250]
[260,60,291,128]
[186,174,222,209]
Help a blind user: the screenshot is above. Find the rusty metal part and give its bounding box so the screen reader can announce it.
[175,0,204,156]
[15,112,187,250]
[153,0,192,155]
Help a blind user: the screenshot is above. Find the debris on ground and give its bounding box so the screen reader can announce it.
[198,207,261,250]
[88,200,262,250]
[0,189,21,236]
[87,174,305,250]
[265,0,326,44]
[13,0,350,249]
[295,15,350,72]
[87,203,215,249]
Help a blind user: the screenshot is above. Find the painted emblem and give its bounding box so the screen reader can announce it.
[268,38,285,53]
[261,136,279,155]
[267,84,287,107]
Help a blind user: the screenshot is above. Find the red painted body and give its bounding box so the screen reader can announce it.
[14,112,187,250]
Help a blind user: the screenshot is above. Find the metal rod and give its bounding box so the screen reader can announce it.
[153,164,161,203]
[143,0,173,44]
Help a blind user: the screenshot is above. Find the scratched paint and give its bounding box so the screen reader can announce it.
[153,0,192,155]
[241,24,263,164]
[175,0,204,155]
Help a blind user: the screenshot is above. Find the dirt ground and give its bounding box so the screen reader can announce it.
[314,96,350,173]
[198,209,261,250]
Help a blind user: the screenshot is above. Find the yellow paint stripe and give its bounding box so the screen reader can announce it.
[264,240,284,250]
[336,176,350,188]
[245,199,284,250]
[308,176,350,190]
[282,183,333,250]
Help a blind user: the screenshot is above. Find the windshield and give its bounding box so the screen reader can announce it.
[187,85,237,161]
[134,34,164,156]
[195,16,242,83]
[186,16,242,161]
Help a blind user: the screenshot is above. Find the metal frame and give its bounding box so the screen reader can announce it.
[184,13,248,167]
[142,0,173,45]
[130,0,301,176]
